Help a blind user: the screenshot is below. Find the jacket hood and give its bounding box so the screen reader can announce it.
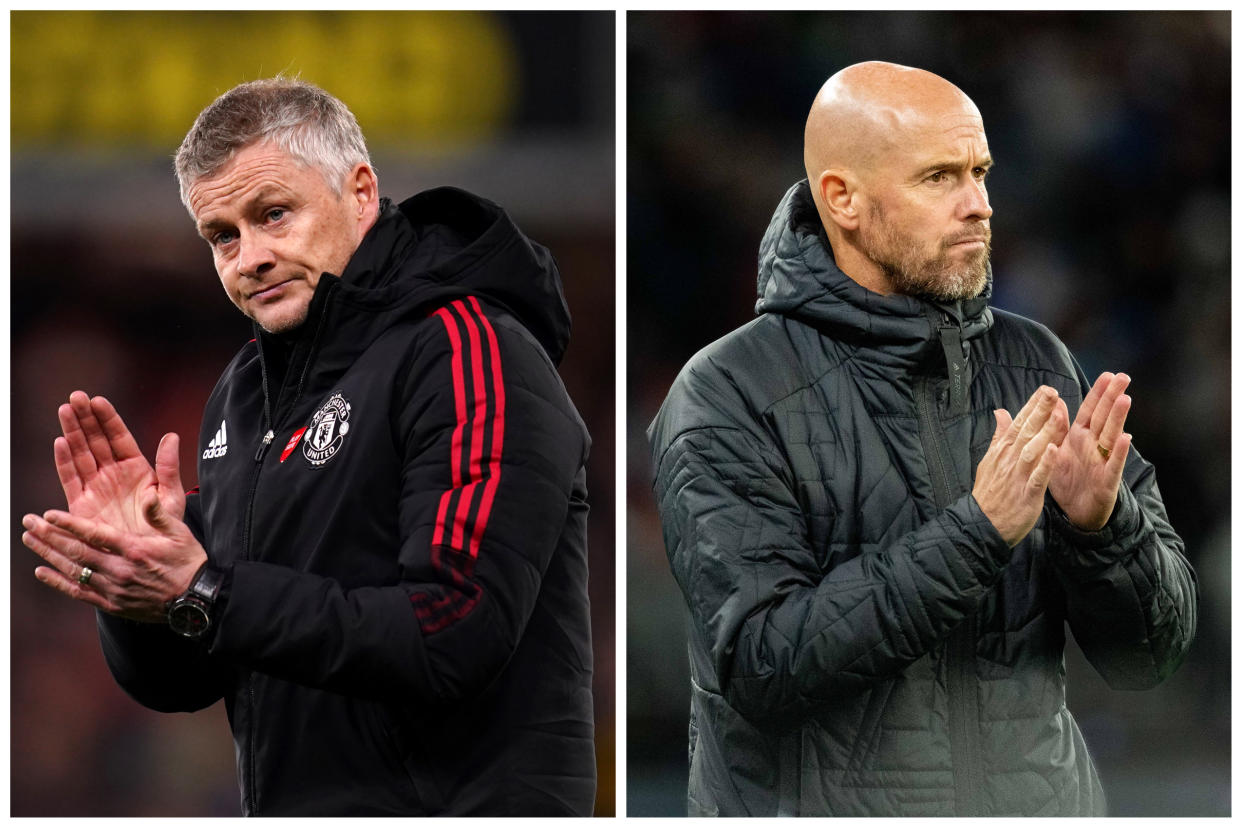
[755,180,993,356]
[339,188,571,364]
[266,187,571,366]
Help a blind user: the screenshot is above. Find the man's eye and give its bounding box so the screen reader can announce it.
[927,171,946,184]
[265,208,285,223]
[212,231,237,247]
[973,167,990,180]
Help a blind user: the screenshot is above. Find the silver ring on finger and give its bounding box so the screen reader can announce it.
[77,565,94,586]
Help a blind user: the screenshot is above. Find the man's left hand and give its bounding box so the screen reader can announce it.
[1048,372,1133,531]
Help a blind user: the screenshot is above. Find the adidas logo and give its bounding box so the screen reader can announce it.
[202,420,229,460]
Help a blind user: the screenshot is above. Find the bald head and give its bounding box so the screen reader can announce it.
[804,61,981,199]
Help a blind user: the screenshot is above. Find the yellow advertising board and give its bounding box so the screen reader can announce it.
[12,11,516,151]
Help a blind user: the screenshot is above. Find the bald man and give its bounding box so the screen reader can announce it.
[648,62,1194,817]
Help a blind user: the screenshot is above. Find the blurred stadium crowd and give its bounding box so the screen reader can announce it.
[627,11,1229,816]
[11,11,615,817]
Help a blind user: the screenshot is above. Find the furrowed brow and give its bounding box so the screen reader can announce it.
[248,185,288,204]
[195,185,290,237]
[196,217,229,239]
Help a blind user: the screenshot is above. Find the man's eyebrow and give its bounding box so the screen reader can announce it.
[196,217,228,238]
[248,184,291,204]
[914,156,996,177]
[195,186,291,236]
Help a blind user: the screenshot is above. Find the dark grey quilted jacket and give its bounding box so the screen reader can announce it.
[648,180,1196,817]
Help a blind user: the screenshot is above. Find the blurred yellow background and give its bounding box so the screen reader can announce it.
[12,11,515,152]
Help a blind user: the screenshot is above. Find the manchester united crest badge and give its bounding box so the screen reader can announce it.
[303,392,352,467]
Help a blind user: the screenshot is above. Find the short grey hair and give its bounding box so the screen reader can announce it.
[174,76,372,212]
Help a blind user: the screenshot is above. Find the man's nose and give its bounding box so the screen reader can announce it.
[237,230,276,278]
[961,178,993,221]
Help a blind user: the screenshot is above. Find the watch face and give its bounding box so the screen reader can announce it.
[169,599,211,638]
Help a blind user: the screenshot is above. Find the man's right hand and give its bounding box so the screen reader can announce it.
[972,386,1069,547]
[54,391,186,530]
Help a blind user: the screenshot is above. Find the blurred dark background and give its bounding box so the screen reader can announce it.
[11,11,615,817]
[627,11,1229,817]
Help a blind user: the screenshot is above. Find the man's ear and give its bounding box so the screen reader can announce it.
[346,163,380,226]
[818,169,861,231]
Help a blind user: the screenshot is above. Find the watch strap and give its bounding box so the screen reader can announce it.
[187,562,225,604]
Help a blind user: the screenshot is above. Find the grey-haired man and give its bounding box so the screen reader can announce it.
[22,78,597,816]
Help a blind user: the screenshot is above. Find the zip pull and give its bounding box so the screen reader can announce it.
[254,429,275,461]
[938,322,968,417]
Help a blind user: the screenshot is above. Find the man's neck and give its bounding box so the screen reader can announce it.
[822,229,893,296]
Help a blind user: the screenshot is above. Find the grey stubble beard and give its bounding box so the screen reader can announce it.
[860,205,991,303]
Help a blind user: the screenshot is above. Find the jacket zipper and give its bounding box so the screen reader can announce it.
[916,314,984,817]
[237,340,279,814]
[237,432,271,816]
[237,287,334,815]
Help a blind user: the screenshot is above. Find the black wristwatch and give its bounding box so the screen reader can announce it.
[167,562,225,639]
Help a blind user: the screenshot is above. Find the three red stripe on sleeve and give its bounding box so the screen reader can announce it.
[431,296,506,559]
[411,297,506,635]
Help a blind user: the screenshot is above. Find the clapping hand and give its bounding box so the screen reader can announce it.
[974,372,1134,545]
[1047,372,1132,531]
[52,391,186,529]
[21,392,206,622]
[973,386,1068,547]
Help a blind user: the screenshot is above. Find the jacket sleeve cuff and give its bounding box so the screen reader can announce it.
[198,562,233,649]
[955,494,1013,582]
[1045,484,1143,564]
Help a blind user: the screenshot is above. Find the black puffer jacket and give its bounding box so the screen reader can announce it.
[648,180,1195,817]
[97,190,595,816]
